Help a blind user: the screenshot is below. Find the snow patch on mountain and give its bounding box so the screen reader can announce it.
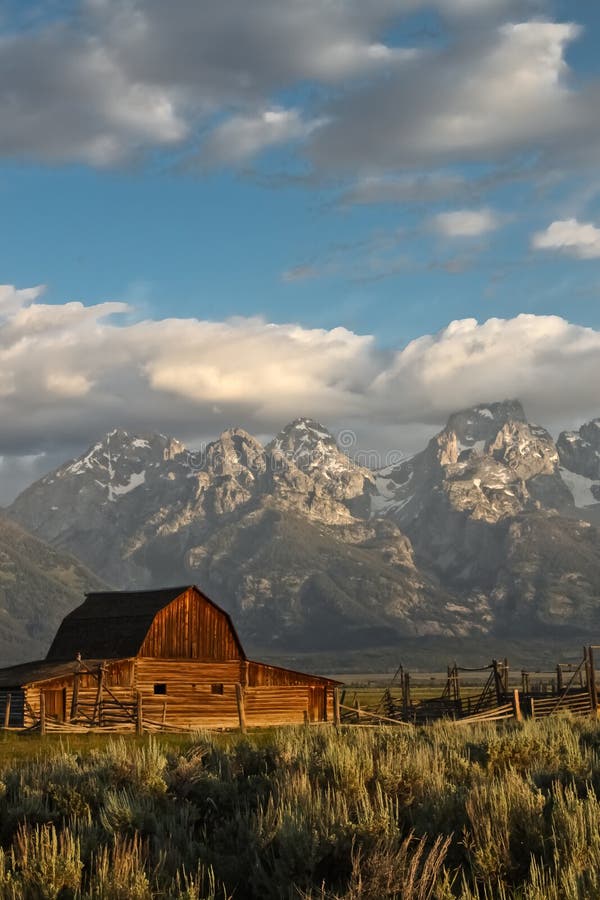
[109,470,146,501]
[560,468,600,508]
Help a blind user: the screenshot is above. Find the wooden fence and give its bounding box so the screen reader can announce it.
[4,646,600,735]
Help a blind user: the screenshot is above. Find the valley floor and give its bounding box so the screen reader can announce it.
[0,719,600,897]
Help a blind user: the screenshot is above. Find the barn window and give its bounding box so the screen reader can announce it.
[153,683,167,695]
[211,683,224,695]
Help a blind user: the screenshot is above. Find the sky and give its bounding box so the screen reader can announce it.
[1,0,600,500]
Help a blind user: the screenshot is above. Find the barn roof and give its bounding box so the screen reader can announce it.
[45,585,245,661]
[0,658,115,689]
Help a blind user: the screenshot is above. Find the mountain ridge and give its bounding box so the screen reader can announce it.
[6,400,600,658]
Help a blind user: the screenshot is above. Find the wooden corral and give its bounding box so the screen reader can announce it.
[0,586,339,733]
[342,647,600,727]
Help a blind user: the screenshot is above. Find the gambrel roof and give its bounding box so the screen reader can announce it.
[45,585,245,661]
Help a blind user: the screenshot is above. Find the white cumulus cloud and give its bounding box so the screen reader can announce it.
[532,218,600,259]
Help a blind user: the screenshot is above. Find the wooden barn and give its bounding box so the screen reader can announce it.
[0,586,340,731]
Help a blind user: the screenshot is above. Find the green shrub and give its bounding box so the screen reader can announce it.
[2,720,600,896]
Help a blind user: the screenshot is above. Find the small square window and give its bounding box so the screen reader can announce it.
[211,683,224,695]
[153,683,167,695]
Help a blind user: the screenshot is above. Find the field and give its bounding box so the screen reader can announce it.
[333,672,491,712]
[1,719,600,898]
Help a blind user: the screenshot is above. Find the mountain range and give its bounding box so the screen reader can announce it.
[4,399,600,664]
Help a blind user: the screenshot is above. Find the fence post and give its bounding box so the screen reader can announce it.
[556,665,563,695]
[584,647,593,708]
[93,662,105,726]
[333,688,341,726]
[136,691,144,736]
[70,656,81,721]
[3,694,10,730]
[235,683,247,734]
[404,672,411,710]
[589,647,599,712]
[39,692,46,736]
[492,659,503,704]
[530,697,536,720]
[512,689,523,722]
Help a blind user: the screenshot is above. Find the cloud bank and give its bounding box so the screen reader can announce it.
[1,285,599,495]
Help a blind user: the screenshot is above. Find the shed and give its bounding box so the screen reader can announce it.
[0,586,340,730]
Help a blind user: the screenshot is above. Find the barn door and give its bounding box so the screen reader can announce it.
[42,689,67,722]
[308,687,325,722]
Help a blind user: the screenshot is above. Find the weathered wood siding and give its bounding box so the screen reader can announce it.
[135,659,329,728]
[138,589,243,660]
[23,661,135,727]
[17,640,337,730]
[135,658,243,728]
[247,660,332,687]
[245,687,310,725]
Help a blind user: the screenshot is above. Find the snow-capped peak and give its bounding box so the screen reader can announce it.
[44,429,188,502]
[267,418,354,477]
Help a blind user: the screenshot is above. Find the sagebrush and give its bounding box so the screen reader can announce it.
[1,717,600,897]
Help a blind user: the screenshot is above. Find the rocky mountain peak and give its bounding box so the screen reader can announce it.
[56,429,186,482]
[445,399,526,449]
[488,421,558,480]
[267,417,357,480]
[201,429,267,479]
[558,418,600,480]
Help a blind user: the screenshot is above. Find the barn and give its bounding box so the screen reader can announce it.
[0,586,340,731]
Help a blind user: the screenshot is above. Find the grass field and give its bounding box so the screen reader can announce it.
[1,718,600,897]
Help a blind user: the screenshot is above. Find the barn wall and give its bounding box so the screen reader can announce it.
[135,658,244,728]
[20,657,335,729]
[138,589,242,660]
[245,687,311,725]
[134,659,330,727]
[24,661,136,727]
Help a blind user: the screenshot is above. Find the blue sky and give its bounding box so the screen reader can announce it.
[1,0,600,494]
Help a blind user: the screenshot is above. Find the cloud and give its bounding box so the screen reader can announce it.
[1,286,600,495]
[0,0,403,165]
[532,218,600,259]
[1,1,591,179]
[0,27,186,165]
[432,208,502,238]
[373,314,600,431]
[0,285,380,457]
[339,172,469,206]
[201,108,323,167]
[310,21,596,173]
